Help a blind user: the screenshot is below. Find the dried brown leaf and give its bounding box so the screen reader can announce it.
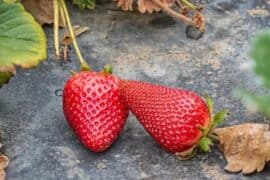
[0,170,5,180]
[114,0,134,11]
[21,0,64,26]
[61,25,90,45]
[137,0,161,13]
[214,123,270,174]
[60,25,89,61]
[138,0,175,13]
[0,155,9,180]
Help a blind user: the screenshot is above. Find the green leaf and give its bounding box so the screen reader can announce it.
[250,30,270,89]
[235,89,270,117]
[0,1,47,86]
[0,71,13,86]
[213,110,229,127]
[198,137,212,152]
[203,93,214,114]
[72,0,95,10]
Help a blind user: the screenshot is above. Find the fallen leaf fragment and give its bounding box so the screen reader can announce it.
[60,25,89,61]
[21,0,64,26]
[61,25,90,45]
[0,155,9,170]
[137,0,162,13]
[0,155,9,180]
[214,123,270,174]
[114,0,134,11]
[138,0,175,14]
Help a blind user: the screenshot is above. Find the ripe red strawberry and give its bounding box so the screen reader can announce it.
[120,80,227,159]
[63,71,129,152]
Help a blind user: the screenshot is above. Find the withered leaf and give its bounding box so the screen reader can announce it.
[214,123,270,174]
[60,25,89,61]
[114,0,174,13]
[138,0,175,13]
[137,0,161,13]
[0,155,9,170]
[114,0,134,11]
[61,25,90,45]
[0,155,9,180]
[21,0,64,26]
[0,169,5,180]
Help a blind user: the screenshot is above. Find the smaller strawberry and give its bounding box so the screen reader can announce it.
[63,71,129,152]
[120,80,228,159]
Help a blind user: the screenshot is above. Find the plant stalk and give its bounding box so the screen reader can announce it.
[53,0,60,58]
[180,0,196,10]
[59,0,90,70]
[59,3,66,27]
[152,0,196,27]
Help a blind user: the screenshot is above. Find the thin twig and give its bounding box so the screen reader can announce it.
[53,0,60,58]
[59,0,90,70]
[152,0,196,27]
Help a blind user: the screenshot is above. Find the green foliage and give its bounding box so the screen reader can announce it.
[72,0,96,10]
[236,30,270,117]
[250,31,270,89]
[198,137,212,152]
[235,90,270,117]
[212,110,229,127]
[204,93,213,114]
[0,1,47,86]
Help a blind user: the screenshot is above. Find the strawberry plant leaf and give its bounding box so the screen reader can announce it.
[72,0,95,10]
[250,31,270,89]
[0,72,13,86]
[198,137,212,152]
[0,1,46,86]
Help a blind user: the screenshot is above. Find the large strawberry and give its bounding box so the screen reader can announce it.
[120,80,227,159]
[63,71,129,152]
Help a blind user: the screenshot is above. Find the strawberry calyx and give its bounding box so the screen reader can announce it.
[102,64,113,74]
[176,93,229,160]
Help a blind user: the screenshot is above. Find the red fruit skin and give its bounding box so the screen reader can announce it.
[120,80,210,153]
[63,72,129,152]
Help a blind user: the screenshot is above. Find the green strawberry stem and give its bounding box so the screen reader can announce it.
[54,0,90,71]
[176,94,229,160]
[180,0,197,10]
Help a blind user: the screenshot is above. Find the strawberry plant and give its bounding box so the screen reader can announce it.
[0,0,205,87]
[1,0,269,177]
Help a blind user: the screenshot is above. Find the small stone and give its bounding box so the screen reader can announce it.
[97,162,107,169]
[140,172,148,178]
[186,26,204,40]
